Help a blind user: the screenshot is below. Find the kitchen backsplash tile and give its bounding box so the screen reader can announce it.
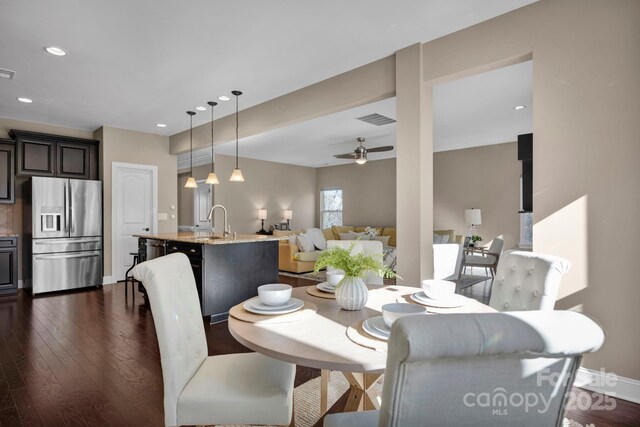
[0,205,14,233]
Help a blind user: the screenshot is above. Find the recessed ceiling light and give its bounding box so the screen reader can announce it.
[17,97,33,103]
[218,95,230,101]
[156,123,167,128]
[44,46,66,56]
[514,105,526,110]
[195,106,206,111]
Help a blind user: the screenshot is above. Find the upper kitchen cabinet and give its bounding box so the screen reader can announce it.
[10,130,99,180]
[0,139,15,204]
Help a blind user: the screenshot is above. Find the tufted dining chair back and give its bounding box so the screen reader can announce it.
[490,251,571,311]
[133,253,208,427]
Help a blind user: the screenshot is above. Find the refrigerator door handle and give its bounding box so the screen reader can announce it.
[35,238,101,245]
[63,181,69,232]
[35,253,100,260]
[68,181,73,233]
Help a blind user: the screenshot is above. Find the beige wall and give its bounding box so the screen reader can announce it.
[95,126,178,279]
[315,158,396,228]
[0,117,95,280]
[177,154,316,233]
[434,142,520,249]
[169,56,396,154]
[419,0,640,380]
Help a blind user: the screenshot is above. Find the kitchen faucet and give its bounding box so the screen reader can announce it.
[207,204,231,237]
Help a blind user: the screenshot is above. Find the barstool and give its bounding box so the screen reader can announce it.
[125,252,140,302]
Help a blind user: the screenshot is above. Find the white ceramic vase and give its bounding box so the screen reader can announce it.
[335,276,368,311]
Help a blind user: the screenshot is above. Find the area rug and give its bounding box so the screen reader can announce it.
[217,371,585,427]
[451,274,491,290]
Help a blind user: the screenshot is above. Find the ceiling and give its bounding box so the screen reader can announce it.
[0,0,537,135]
[181,60,532,169]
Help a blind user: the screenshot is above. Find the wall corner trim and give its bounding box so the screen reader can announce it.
[575,367,640,404]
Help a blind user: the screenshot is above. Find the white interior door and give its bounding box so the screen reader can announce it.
[113,163,157,281]
[193,181,212,231]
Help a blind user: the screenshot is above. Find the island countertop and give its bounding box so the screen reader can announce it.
[133,231,285,245]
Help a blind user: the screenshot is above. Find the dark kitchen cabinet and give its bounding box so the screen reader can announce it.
[0,237,18,295]
[0,139,15,204]
[10,130,99,180]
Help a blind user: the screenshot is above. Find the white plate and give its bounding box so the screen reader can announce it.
[243,297,304,315]
[249,298,298,311]
[410,292,469,308]
[316,282,336,293]
[362,316,391,341]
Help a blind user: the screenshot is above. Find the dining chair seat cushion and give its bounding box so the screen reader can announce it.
[177,352,295,426]
[324,410,379,427]
[464,254,496,265]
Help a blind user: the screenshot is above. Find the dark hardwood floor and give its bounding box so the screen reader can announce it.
[0,277,635,426]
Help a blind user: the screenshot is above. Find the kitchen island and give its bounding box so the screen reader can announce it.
[135,232,282,322]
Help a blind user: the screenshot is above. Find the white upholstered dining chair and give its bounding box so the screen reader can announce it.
[326,240,384,285]
[133,253,296,427]
[324,310,604,427]
[489,250,571,312]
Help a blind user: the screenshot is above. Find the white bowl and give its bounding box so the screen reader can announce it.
[326,271,345,287]
[257,284,292,306]
[382,303,427,327]
[421,279,456,301]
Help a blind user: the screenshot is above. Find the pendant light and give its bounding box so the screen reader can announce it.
[205,101,220,184]
[184,111,198,188]
[229,90,245,182]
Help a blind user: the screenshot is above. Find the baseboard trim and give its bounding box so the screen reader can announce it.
[575,367,640,404]
[102,276,115,285]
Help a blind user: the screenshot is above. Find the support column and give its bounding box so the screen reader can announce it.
[395,43,433,285]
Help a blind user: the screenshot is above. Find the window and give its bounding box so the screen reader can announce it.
[320,188,343,229]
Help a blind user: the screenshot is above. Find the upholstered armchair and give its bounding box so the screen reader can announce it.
[462,236,504,277]
[324,310,604,427]
[490,250,571,311]
[133,253,295,427]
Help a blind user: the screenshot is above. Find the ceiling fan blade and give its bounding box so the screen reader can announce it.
[366,145,394,153]
[334,153,357,159]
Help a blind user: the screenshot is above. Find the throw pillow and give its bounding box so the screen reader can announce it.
[288,235,297,245]
[296,233,315,252]
[433,233,443,244]
[304,227,327,250]
[441,234,450,243]
[374,235,391,247]
[339,231,369,241]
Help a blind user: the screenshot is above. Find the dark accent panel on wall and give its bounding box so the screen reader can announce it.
[518,133,533,212]
[0,139,15,204]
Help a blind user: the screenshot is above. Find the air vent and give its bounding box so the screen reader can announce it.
[356,113,396,126]
[0,68,15,80]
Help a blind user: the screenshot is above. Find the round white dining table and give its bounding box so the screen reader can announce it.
[228,284,495,413]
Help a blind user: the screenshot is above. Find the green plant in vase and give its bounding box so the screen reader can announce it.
[471,235,483,247]
[314,244,398,310]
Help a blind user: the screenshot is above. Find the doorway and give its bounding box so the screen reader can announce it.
[112,162,158,281]
[193,179,212,231]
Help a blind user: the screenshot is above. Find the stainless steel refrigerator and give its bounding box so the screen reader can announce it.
[23,177,102,295]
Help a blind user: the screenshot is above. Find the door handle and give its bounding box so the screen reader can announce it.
[143,227,150,231]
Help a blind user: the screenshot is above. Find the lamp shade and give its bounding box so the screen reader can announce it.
[464,208,482,225]
[184,177,198,188]
[258,209,268,220]
[283,209,293,220]
[205,172,219,185]
[229,168,245,182]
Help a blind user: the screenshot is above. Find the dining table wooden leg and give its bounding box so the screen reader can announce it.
[341,372,383,412]
[320,369,330,414]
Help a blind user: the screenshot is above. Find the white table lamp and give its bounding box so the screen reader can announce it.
[465,208,482,236]
[283,209,293,230]
[257,209,268,234]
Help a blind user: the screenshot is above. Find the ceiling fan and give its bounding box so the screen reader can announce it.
[333,137,394,165]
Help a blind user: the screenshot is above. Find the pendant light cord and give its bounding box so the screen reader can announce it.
[211,105,216,173]
[190,113,193,175]
[235,93,239,169]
